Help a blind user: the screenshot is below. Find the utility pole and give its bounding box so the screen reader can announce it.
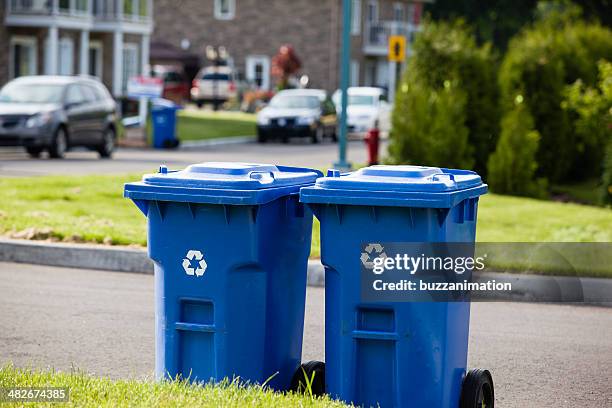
[334,0,352,171]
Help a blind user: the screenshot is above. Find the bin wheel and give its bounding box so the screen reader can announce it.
[460,369,494,408]
[290,360,325,396]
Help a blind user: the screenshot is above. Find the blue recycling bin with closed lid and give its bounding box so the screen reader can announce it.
[151,99,179,149]
[124,162,321,390]
[300,165,489,408]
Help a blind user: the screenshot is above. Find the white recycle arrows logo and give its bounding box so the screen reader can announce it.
[182,249,207,277]
[361,243,387,272]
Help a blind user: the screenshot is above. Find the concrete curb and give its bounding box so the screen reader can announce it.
[0,239,152,275]
[1,239,610,305]
[179,135,255,149]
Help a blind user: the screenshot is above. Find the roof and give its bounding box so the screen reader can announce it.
[277,88,327,99]
[333,87,385,96]
[8,75,106,87]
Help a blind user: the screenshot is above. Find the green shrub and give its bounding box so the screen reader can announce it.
[389,20,498,173]
[498,5,612,182]
[389,78,473,169]
[603,139,612,206]
[487,102,547,197]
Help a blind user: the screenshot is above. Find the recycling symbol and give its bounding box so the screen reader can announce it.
[182,250,207,277]
[361,243,387,273]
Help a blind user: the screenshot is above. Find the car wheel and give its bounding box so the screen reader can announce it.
[98,127,116,158]
[48,127,67,159]
[331,127,338,142]
[311,126,323,144]
[257,129,267,144]
[196,101,203,108]
[26,147,43,158]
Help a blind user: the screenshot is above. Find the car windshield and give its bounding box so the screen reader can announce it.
[333,93,377,106]
[201,73,230,81]
[269,95,320,109]
[0,82,64,103]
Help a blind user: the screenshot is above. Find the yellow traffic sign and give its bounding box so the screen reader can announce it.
[388,35,406,62]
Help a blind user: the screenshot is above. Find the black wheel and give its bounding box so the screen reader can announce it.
[98,127,116,158]
[290,361,325,397]
[48,127,68,159]
[281,134,289,144]
[196,101,204,108]
[257,129,267,143]
[460,369,494,408]
[331,127,338,142]
[311,126,323,144]
[26,147,43,158]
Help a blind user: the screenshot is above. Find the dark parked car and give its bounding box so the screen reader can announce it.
[0,75,118,159]
[256,89,337,144]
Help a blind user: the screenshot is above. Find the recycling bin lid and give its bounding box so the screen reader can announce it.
[300,165,487,208]
[125,162,322,205]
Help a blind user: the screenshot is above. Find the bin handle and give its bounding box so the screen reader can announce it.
[432,173,455,182]
[249,171,276,184]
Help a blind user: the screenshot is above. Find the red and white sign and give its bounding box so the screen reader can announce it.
[127,76,163,99]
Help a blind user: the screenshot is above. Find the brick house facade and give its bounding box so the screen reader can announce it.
[0,0,153,97]
[153,0,426,93]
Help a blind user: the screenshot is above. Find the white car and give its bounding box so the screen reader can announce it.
[190,66,237,108]
[332,87,392,136]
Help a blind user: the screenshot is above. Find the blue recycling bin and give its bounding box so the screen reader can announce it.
[151,99,179,149]
[300,165,490,408]
[124,162,321,390]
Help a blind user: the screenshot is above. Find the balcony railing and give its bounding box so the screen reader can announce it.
[93,0,150,24]
[364,20,419,56]
[7,0,150,24]
[8,0,89,17]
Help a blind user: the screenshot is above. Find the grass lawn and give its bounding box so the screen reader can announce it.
[177,110,257,141]
[0,174,611,275]
[551,178,602,206]
[0,365,346,408]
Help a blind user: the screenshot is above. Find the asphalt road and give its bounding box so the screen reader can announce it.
[1,262,611,407]
[0,140,380,177]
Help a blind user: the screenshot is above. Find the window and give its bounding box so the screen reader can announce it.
[366,0,378,23]
[246,55,270,90]
[9,36,37,79]
[407,3,415,24]
[65,85,86,105]
[351,0,361,35]
[58,37,74,75]
[214,0,235,20]
[350,60,360,87]
[88,41,103,78]
[79,84,98,102]
[122,43,139,92]
[393,2,404,22]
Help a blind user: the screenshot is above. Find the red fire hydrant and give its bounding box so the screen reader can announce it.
[364,127,380,165]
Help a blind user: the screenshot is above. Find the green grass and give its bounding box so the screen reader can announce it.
[177,110,257,141]
[0,365,346,408]
[0,174,611,275]
[551,178,602,206]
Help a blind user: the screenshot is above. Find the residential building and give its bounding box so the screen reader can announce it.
[0,0,153,97]
[153,0,428,93]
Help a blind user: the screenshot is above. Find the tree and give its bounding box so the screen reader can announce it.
[487,102,547,197]
[498,4,612,182]
[388,19,498,174]
[564,60,612,204]
[271,45,301,90]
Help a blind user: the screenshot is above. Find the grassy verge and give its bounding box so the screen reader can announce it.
[0,365,346,408]
[177,110,256,141]
[0,174,611,276]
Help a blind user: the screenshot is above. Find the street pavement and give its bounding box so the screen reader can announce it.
[0,140,381,177]
[1,262,611,407]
